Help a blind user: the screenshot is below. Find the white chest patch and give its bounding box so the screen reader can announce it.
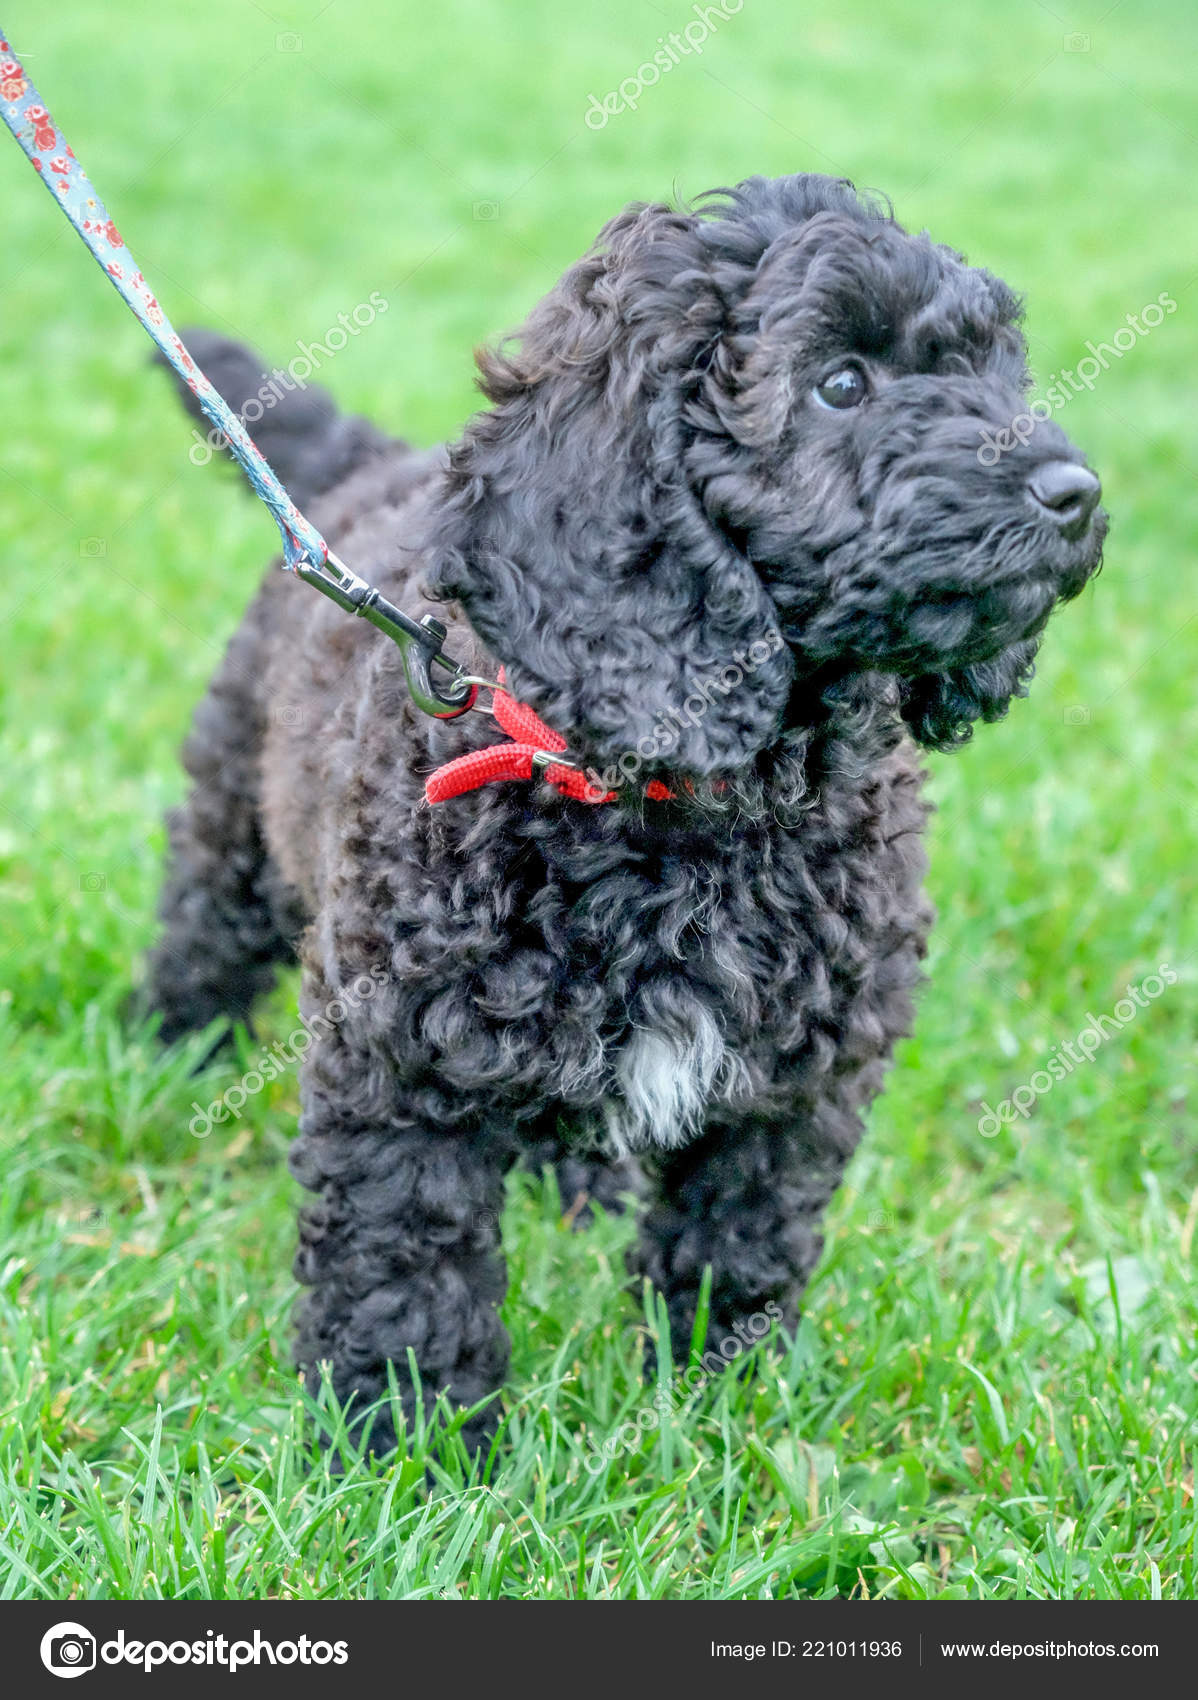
[601,1007,749,1156]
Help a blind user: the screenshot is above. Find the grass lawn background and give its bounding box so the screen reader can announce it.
[0,0,1195,1599]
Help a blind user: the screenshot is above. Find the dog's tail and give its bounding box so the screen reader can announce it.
[161,328,394,512]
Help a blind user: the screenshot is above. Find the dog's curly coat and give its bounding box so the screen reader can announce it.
[148,174,1105,1455]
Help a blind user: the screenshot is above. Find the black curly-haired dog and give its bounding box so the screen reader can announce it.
[148,173,1105,1457]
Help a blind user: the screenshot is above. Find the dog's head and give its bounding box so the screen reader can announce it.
[428,173,1105,778]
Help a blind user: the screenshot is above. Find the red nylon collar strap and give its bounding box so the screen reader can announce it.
[424,675,674,807]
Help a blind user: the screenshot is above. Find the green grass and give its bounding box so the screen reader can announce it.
[1,0,1196,1600]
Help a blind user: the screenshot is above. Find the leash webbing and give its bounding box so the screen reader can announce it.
[0,33,325,575]
[0,28,476,719]
[0,31,679,802]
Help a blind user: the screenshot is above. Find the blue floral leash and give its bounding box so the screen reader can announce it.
[0,29,478,719]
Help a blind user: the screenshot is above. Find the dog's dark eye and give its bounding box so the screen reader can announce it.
[814,365,868,410]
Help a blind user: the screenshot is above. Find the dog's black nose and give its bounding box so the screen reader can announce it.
[1027,460,1102,540]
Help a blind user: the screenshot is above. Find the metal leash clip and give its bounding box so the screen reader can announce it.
[295,551,479,719]
[531,750,580,771]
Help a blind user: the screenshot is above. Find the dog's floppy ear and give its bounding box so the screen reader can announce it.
[899,638,1040,749]
[425,203,794,778]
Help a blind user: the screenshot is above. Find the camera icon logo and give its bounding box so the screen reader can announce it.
[1063,32,1090,52]
[40,1622,96,1678]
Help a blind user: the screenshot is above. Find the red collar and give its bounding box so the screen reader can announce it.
[425,674,673,807]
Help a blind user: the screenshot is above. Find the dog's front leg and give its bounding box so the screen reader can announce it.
[288,1004,514,1460]
[632,1099,859,1361]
